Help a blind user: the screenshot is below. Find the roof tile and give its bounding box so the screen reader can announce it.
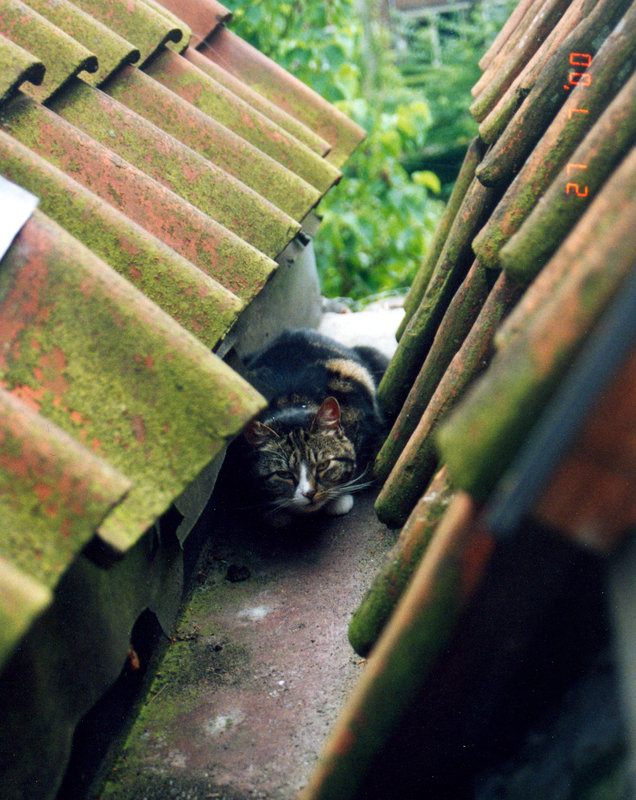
[145,47,342,193]
[103,64,322,220]
[0,32,44,103]
[0,556,51,670]
[0,0,98,101]
[72,0,188,65]
[0,387,130,588]
[0,129,243,348]
[0,91,278,297]
[47,76,300,256]
[185,44,333,157]
[24,0,140,85]
[0,209,266,553]
[199,25,367,167]
[158,0,231,47]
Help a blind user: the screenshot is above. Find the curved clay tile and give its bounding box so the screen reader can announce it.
[1,92,278,298]
[200,26,367,168]
[0,387,130,592]
[0,209,266,553]
[0,0,98,102]
[185,44,332,158]
[25,0,140,85]
[0,129,243,349]
[0,556,51,671]
[76,0,188,66]
[104,64,322,221]
[157,0,231,47]
[0,34,44,104]
[145,48,342,194]
[48,77,301,257]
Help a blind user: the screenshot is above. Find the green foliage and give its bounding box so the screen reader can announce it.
[395,0,516,180]
[229,0,512,300]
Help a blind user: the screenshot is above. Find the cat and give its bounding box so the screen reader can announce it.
[229,329,388,527]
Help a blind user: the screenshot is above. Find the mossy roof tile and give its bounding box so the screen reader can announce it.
[185,44,333,158]
[199,25,367,167]
[0,556,51,670]
[145,48,342,194]
[0,210,266,554]
[48,77,300,257]
[72,0,188,65]
[0,32,44,104]
[0,129,244,348]
[0,387,130,588]
[0,0,98,101]
[158,0,231,47]
[24,0,140,85]
[0,92,278,298]
[103,64,322,221]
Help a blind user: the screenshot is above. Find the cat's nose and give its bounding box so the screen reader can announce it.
[302,486,317,500]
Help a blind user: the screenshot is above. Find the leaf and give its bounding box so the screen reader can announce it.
[412,171,442,193]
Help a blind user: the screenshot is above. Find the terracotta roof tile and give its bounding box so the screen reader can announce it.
[0,130,243,347]
[48,77,300,256]
[0,0,98,101]
[185,43,333,157]
[0,556,51,670]
[145,47,342,193]
[0,0,365,767]
[374,0,636,527]
[0,32,44,103]
[157,0,231,47]
[73,0,188,65]
[199,25,367,167]
[303,3,636,797]
[103,64,322,220]
[1,91,278,295]
[26,0,140,84]
[0,209,265,553]
[0,387,130,590]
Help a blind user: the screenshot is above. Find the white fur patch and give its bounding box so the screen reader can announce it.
[326,494,354,516]
[324,358,376,397]
[292,463,312,509]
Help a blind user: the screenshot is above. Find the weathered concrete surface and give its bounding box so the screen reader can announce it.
[97,489,397,799]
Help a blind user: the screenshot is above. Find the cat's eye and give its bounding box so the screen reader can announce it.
[272,470,294,483]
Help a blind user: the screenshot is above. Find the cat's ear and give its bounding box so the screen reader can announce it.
[313,397,341,434]
[244,421,278,447]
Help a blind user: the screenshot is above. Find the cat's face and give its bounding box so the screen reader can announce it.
[244,397,356,516]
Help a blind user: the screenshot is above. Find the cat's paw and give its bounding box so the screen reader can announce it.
[268,511,293,528]
[326,494,354,516]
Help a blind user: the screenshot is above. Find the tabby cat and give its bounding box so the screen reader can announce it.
[231,329,387,527]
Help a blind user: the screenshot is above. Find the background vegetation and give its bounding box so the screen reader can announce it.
[230,0,515,301]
